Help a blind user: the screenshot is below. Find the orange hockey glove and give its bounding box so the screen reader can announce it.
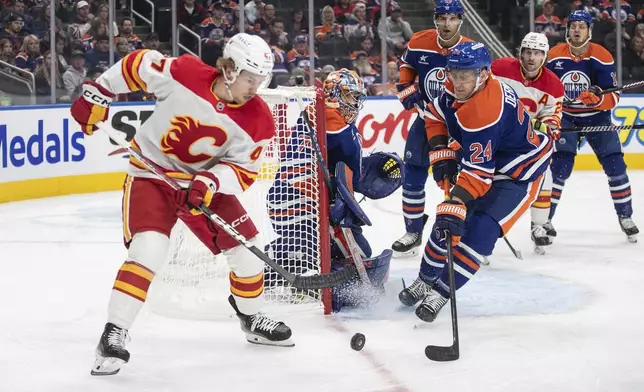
[578,86,602,106]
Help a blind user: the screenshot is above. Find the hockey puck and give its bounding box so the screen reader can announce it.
[350,333,366,351]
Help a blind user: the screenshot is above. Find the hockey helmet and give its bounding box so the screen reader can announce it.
[323,68,367,123]
[445,42,492,72]
[223,33,274,84]
[566,10,593,47]
[435,0,465,16]
[520,32,549,69]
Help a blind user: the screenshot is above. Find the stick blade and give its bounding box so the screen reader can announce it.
[425,345,459,362]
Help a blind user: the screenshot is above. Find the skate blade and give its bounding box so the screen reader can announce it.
[481,256,490,266]
[91,354,126,376]
[627,234,638,243]
[534,245,546,255]
[392,248,421,259]
[245,333,295,347]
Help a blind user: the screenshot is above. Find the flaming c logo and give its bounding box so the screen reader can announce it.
[160,115,229,164]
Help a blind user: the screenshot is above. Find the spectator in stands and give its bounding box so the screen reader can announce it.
[372,60,397,96]
[259,28,287,73]
[117,17,142,51]
[535,0,564,38]
[288,34,317,71]
[144,32,160,51]
[287,9,308,37]
[212,0,239,26]
[257,3,275,31]
[54,35,70,71]
[84,33,120,71]
[178,0,208,30]
[600,1,636,24]
[68,0,93,40]
[352,50,379,89]
[320,64,335,81]
[244,0,264,25]
[0,14,26,52]
[353,36,394,72]
[115,36,131,57]
[62,49,85,98]
[578,0,602,21]
[344,1,375,46]
[12,1,34,34]
[269,18,290,50]
[81,19,104,51]
[315,5,343,41]
[86,66,103,81]
[333,0,354,24]
[200,1,233,48]
[15,34,42,72]
[377,3,412,56]
[95,3,118,36]
[0,38,15,66]
[34,51,70,102]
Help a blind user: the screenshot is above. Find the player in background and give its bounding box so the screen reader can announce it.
[392,0,472,258]
[70,33,293,376]
[547,10,639,242]
[398,42,553,322]
[491,32,564,254]
[265,70,403,311]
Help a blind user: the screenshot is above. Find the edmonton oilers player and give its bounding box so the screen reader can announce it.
[398,42,552,322]
[392,0,472,258]
[265,70,403,311]
[547,10,639,242]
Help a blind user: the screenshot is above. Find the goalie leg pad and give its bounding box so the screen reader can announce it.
[109,231,169,329]
[331,249,392,312]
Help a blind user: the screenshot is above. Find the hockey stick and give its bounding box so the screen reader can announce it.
[96,121,357,290]
[299,108,372,283]
[560,123,644,133]
[563,80,644,107]
[425,184,459,362]
[503,236,523,260]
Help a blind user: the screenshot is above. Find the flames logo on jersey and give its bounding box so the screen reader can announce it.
[160,115,229,164]
[423,68,447,100]
[561,71,590,100]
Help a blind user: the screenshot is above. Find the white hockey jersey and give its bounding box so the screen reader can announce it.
[96,49,275,195]
[491,57,564,128]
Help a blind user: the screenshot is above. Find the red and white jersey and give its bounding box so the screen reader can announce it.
[491,57,564,128]
[97,49,275,195]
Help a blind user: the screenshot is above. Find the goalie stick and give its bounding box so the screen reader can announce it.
[96,121,357,290]
[425,183,460,362]
[298,104,371,284]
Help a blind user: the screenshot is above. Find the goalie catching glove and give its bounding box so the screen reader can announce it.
[70,81,116,135]
[177,171,220,215]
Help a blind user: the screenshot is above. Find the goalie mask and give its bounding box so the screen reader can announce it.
[355,152,404,200]
[324,69,367,123]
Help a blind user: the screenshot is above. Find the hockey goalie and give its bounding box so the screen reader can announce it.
[265,69,404,311]
[70,33,296,377]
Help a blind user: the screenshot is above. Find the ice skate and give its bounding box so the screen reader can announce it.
[91,322,130,376]
[398,276,433,307]
[619,216,639,243]
[228,295,294,347]
[531,223,552,255]
[543,220,557,239]
[392,232,422,258]
[415,290,448,323]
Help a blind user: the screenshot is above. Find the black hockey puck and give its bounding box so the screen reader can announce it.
[350,333,366,351]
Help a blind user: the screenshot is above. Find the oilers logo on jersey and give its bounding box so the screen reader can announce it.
[560,71,590,100]
[424,67,448,101]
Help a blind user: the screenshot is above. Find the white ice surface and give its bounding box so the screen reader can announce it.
[1,172,643,392]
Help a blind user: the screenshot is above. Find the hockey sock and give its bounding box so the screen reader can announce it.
[403,186,425,233]
[548,152,575,220]
[109,260,154,329]
[419,231,447,283]
[608,173,633,217]
[433,242,483,299]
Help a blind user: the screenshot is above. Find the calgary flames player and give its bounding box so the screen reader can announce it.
[70,33,292,376]
[392,0,472,258]
[398,42,553,322]
[491,32,564,254]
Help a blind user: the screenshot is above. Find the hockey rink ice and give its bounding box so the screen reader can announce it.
[1,171,643,392]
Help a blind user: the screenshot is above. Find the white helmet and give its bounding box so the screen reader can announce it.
[520,32,549,69]
[521,32,549,55]
[223,33,274,80]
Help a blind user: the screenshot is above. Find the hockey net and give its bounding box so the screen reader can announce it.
[147,86,332,318]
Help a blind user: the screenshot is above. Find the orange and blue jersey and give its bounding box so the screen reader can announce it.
[546,42,619,125]
[399,29,472,103]
[287,50,318,70]
[14,52,42,72]
[424,76,552,202]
